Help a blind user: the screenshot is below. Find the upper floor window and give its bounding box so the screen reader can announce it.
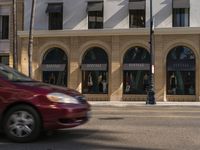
[173,0,190,27]
[0,16,9,39]
[129,0,145,28]
[46,3,63,30]
[0,55,9,65]
[87,1,103,29]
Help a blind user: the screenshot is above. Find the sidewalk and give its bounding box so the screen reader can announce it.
[89,101,200,107]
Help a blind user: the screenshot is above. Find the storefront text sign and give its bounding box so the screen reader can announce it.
[123,63,150,70]
[81,64,107,71]
[42,64,66,71]
[168,61,195,71]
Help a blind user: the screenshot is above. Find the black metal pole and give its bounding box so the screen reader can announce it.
[13,0,18,69]
[146,0,156,104]
[28,0,36,78]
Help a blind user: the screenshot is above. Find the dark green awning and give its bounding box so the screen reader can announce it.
[87,1,103,12]
[173,0,190,8]
[46,3,63,13]
[129,0,145,10]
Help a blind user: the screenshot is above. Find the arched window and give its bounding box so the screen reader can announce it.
[81,47,108,94]
[167,46,195,95]
[123,46,150,94]
[42,48,68,86]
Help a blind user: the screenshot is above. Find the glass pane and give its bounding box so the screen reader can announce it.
[43,71,67,87]
[43,48,67,64]
[49,13,63,30]
[82,47,108,64]
[82,47,108,94]
[88,11,103,29]
[129,10,145,28]
[173,8,189,27]
[0,56,9,65]
[167,46,195,95]
[123,47,150,94]
[167,71,195,95]
[124,70,149,94]
[42,48,67,86]
[167,46,195,61]
[124,47,150,63]
[82,71,108,94]
[2,16,9,39]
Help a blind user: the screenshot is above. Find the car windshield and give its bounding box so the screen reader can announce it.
[0,64,34,82]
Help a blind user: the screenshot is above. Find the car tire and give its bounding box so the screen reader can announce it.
[3,105,41,143]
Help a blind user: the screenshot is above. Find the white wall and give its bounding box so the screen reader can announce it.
[104,0,129,29]
[190,0,200,27]
[24,0,88,30]
[24,0,200,31]
[152,0,172,28]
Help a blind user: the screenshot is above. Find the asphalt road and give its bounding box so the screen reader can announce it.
[0,106,200,150]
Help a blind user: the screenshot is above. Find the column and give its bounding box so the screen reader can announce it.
[69,37,81,92]
[110,36,123,101]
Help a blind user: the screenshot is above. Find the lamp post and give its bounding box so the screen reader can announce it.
[28,0,36,78]
[13,0,18,69]
[146,0,156,105]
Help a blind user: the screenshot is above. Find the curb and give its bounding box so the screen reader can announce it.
[88,101,200,107]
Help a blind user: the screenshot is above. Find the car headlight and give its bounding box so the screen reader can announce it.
[47,93,79,104]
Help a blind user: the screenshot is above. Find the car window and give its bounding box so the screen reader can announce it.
[0,65,34,82]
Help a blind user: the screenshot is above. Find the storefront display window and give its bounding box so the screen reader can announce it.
[123,47,150,94]
[82,47,108,94]
[167,46,195,95]
[42,48,67,87]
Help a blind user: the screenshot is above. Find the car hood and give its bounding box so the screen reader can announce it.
[13,81,81,96]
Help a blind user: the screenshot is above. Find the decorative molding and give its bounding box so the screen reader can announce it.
[0,2,12,5]
[18,28,149,38]
[18,27,200,38]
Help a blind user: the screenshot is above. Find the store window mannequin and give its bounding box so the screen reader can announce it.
[98,73,103,92]
[130,73,135,92]
[185,72,192,94]
[49,72,56,84]
[125,72,130,93]
[143,73,148,92]
[87,72,93,92]
[170,72,177,95]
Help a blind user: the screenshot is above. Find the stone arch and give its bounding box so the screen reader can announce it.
[121,40,149,64]
[79,40,111,65]
[165,45,196,96]
[39,41,69,65]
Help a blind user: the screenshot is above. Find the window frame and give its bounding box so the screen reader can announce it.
[129,9,145,28]
[47,3,63,30]
[172,8,190,27]
[0,15,9,39]
[0,55,9,66]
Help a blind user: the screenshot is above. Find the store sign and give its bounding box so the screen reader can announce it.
[81,64,107,71]
[123,63,150,70]
[168,61,195,71]
[42,64,66,71]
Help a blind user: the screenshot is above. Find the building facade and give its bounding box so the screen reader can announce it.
[0,0,12,66]
[18,0,200,101]
[0,0,23,66]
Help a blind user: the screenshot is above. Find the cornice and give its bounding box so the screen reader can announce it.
[0,2,12,5]
[18,27,200,38]
[0,1,12,5]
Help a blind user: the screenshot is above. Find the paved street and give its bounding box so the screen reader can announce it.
[1,106,200,150]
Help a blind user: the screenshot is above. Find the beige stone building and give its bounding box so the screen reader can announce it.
[17,0,200,102]
[0,0,23,66]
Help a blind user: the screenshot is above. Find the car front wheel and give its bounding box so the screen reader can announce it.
[3,105,41,142]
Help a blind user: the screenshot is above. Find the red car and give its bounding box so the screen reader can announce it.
[0,64,90,142]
